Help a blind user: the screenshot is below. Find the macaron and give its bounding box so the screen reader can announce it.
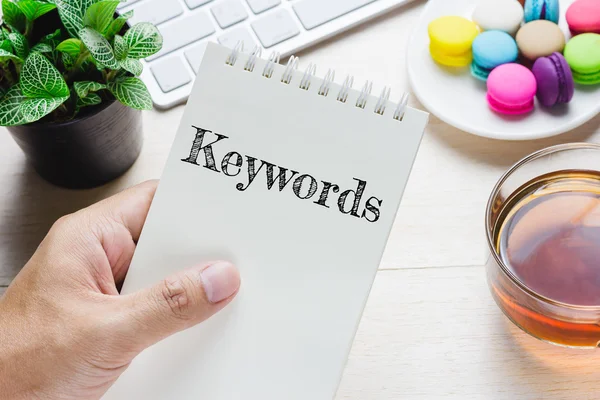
[563,33,600,85]
[472,0,525,35]
[471,31,519,81]
[428,16,480,67]
[516,20,566,62]
[487,63,537,115]
[524,0,560,24]
[566,0,600,35]
[532,53,575,107]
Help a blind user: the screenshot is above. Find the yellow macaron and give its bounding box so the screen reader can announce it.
[428,16,480,67]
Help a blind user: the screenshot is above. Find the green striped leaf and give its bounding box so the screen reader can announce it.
[41,29,62,48]
[61,52,74,68]
[76,91,101,108]
[20,52,69,98]
[84,1,119,33]
[8,31,29,59]
[0,85,27,126]
[123,22,162,59]
[30,43,53,53]
[39,29,63,64]
[108,77,151,110]
[0,39,13,53]
[55,0,96,38]
[73,80,105,97]
[105,9,132,39]
[113,34,127,60]
[17,0,57,21]
[56,38,82,58]
[79,27,119,69]
[0,48,22,63]
[119,57,142,76]
[2,0,26,32]
[114,68,127,80]
[20,96,69,123]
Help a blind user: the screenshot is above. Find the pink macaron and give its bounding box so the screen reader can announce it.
[487,63,537,115]
[566,0,600,35]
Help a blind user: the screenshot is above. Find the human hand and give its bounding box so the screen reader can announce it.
[0,180,241,400]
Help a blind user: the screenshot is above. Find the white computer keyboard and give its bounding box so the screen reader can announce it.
[119,0,416,109]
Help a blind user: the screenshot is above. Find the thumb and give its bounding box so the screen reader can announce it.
[119,261,240,351]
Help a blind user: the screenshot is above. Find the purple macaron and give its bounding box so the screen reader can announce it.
[532,52,575,107]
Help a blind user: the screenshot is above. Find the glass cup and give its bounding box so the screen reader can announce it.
[486,143,600,348]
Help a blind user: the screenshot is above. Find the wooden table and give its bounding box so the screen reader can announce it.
[2,2,600,398]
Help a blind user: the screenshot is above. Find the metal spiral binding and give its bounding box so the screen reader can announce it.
[356,81,373,109]
[374,87,391,115]
[244,46,262,72]
[393,92,409,121]
[226,42,243,66]
[299,63,316,90]
[281,56,298,84]
[262,51,280,78]
[337,75,354,103]
[226,44,409,120]
[318,69,335,97]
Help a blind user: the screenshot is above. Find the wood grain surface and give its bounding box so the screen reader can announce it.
[1,2,599,398]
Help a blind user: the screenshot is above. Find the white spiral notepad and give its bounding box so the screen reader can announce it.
[105,42,428,400]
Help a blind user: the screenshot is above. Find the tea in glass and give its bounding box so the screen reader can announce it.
[486,144,600,348]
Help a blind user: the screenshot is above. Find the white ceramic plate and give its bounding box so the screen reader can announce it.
[407,0,600,140]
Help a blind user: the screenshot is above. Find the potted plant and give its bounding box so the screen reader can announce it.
[0,0,162,188]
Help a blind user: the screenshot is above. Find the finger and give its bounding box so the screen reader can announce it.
[69,180,159,287]
[82,179,159,242]
[117,261,240,351]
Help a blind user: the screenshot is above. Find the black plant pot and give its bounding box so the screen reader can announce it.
[8,99,143,189]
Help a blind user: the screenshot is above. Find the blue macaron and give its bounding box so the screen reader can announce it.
[471,31,519,81]
[524,0,560,23]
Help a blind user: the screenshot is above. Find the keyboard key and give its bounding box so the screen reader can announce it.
[184,43,208,73]
[129,0,183,26]
[246,0,280,14]
[211,0,248,28]
[151,56,192,93]
[184,0,213,9]
[218,27,257,51]
[293,0,377,30]
[147,12,215,61]
[117,0,142,10]
[251,9,299,48]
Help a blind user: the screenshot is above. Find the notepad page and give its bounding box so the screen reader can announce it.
[104,42,428,400]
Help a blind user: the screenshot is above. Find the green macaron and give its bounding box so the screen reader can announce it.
[563,33,600,85]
